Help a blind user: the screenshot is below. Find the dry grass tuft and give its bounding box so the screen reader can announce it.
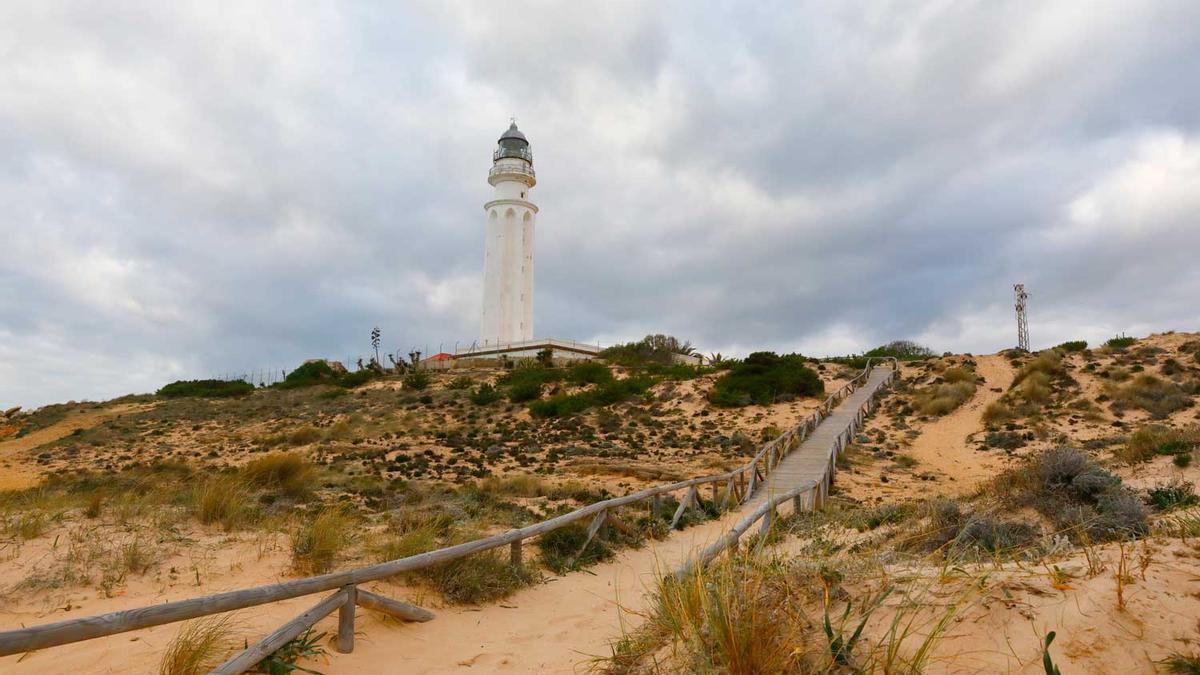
[291,505,353,573]
[193,476,252,531]
[157,614,238,675]
[914,381,976,416]
[242,452,315,497]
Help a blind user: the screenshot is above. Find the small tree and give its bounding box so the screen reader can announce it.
[536,348,554,367]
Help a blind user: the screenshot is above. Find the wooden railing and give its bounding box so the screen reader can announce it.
[0,359,898,672]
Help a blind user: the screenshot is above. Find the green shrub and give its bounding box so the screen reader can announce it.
[403,369,431,390]
[537,522,614,573]
[708,352,823,407]
[157,379,254,399]
[1119,424,1194,464]
[567,361,613,385]
[277,361,338,389]
[469,383,502,405]
[498,363,563,389]
[529,376,653,418]
[508,380,543,402]
[600,334,695,366]
[1147,480,1198,511]
[1105,335,1137,349]
[1055,340,1088,352]
[426,552,538,604]
[447,376,473,390]
[337,369,379,388]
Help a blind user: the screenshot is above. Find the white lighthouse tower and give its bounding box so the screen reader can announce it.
[480,121,537,346]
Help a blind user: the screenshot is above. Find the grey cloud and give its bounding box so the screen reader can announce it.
[2,1,1200,408]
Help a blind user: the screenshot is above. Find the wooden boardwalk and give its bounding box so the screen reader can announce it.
[744,367,895,511]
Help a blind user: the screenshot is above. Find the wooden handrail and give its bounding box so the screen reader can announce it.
[0,362,897,670]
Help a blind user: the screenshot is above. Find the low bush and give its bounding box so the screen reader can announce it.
[708,352,823,407]
[1108,375,1191,419]
[1013,351,1066,385]
[1055,340,1088,353]
[850,503,912,532]
[337,369,379,388]
[157,379,254,399]
[276,360,380,389]
[989,446,1148,542]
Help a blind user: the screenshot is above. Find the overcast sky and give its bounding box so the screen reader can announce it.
[2,1,1199,409]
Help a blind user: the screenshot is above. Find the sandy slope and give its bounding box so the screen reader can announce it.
[0,404,153,490]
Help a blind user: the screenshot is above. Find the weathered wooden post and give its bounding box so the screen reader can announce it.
[510,539,522,567]
[337,584,356,653]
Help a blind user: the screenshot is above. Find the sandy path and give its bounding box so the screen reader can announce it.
[328,509,738,674]
[903,355,1014,493]
[0,404,154,490]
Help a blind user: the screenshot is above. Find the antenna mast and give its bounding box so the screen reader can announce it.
[1014,283,1030,351]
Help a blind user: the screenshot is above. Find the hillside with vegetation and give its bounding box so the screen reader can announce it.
[1,333,1199,673]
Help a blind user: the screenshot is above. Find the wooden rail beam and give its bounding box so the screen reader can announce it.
[355,589,434,622]
[212,587,348,675]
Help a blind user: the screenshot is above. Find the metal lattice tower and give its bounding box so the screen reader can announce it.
[1014,283,1030,351]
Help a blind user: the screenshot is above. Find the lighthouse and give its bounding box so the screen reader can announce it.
[480,121,537,346]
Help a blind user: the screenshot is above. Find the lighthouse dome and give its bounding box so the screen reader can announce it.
[495,121,532,163]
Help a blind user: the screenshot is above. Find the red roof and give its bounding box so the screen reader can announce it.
[422,352,453,362]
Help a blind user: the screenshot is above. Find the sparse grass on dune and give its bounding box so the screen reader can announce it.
[609,549,969,674]
[373,521,539,604]
[1118,423,1199,464]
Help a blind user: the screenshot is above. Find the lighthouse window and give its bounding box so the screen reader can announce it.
[520,191,526,198]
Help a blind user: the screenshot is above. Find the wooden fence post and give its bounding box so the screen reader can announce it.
[510,540,522,567]
[337,584,356,654]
